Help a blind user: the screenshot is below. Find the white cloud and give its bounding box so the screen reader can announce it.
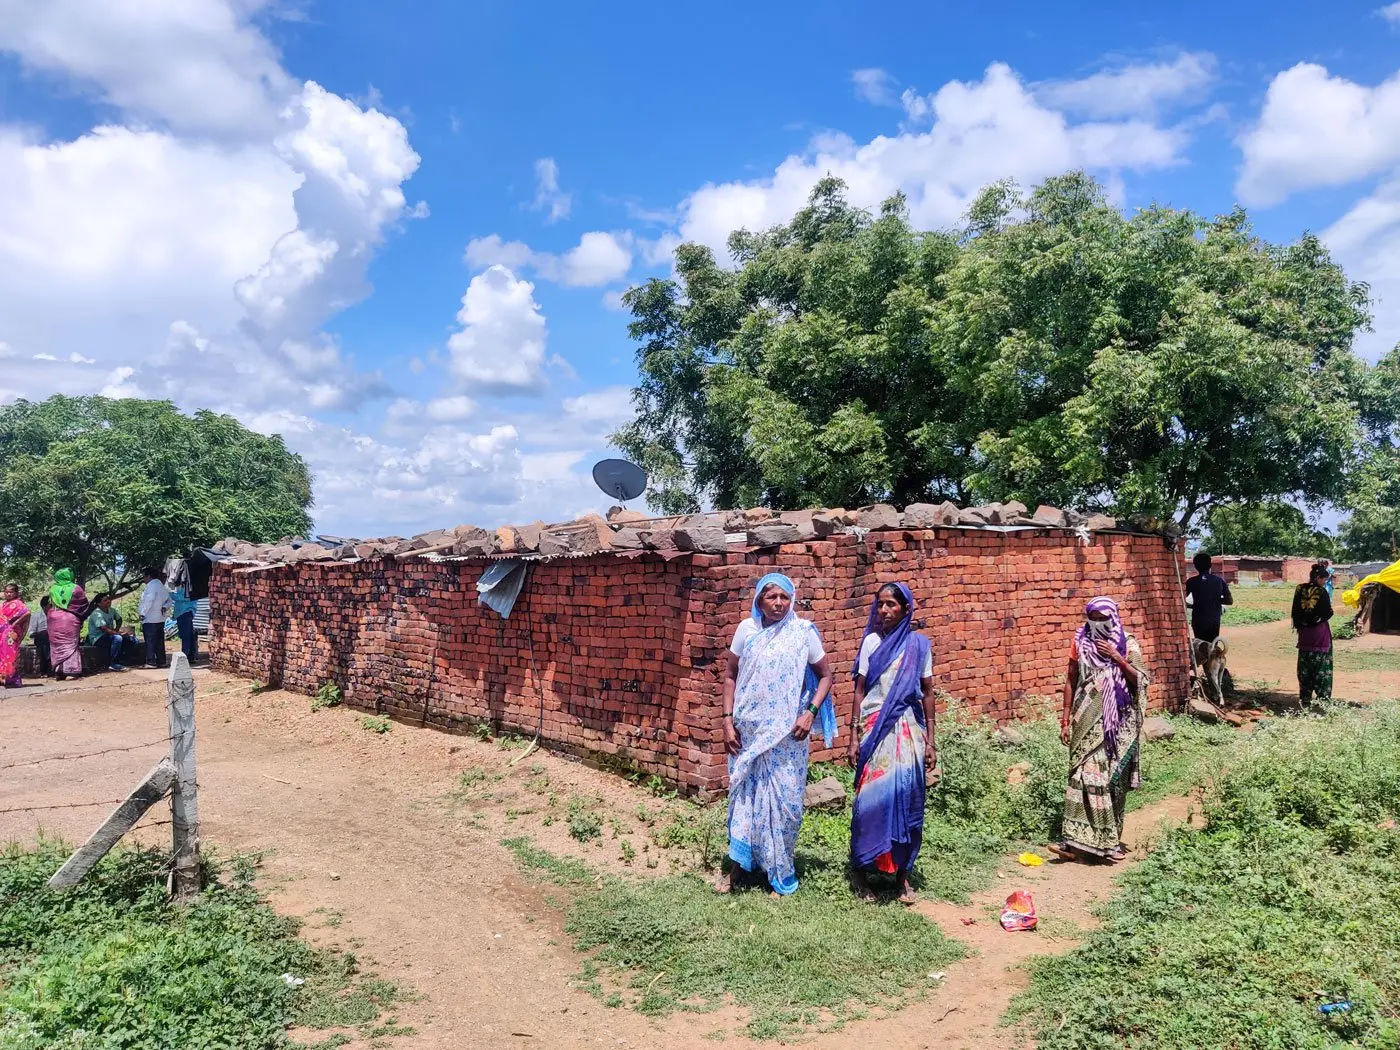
[678,63,1187,259]
[1237,63,1400,206]
[1381,2,1400,24]
[1036,53,1217,118]
[529,157,571,222]
[852,68,898,107]
[446,266,551,394]
[561,385,634,427]
[464,230,633,287]
[0,0,293,137]
[1324,178,1400,359]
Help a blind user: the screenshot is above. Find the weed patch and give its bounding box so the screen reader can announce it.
[312,682,343,712]
[0,840,413,1049]
[1012,703,1400,1049]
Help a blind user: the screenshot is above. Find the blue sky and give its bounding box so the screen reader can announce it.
[2,0,1399,537]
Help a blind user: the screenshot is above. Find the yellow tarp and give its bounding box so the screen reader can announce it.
[1343,559,1400,607]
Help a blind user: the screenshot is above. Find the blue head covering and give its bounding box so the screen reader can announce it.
[750,572,836,747]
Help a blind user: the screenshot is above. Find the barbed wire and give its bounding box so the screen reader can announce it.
[0,798,128,816]
[0,735,175,772]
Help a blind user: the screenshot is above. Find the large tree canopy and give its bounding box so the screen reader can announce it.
[1199,501,1338,560]
[614,174,1376,529]
[0,396,313,590]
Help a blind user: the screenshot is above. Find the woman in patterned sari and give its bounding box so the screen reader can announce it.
[847,583,936,904]
[1,583,32,689]
[1292,562,1334,707]
[46,568,90,681]
[1049,597,1149,864]
[718,573,835,896]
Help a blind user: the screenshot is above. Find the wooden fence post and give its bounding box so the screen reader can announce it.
[47,759,177,890]
[167,653,201,900]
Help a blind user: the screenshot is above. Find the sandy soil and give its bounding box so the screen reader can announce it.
[0,622,1369,1049]
[1225,618,1400,706]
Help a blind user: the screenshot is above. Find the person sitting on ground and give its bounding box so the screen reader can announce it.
[1292,562,1334,708]
[1,583,32,689]
[847,582,937,905]
[32,596,52,677]
[1184,552,1233,642]
[86,592,129,671]
[1049,597,1150,865]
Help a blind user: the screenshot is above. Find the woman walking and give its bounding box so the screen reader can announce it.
[46,568,89,681]
[847,582,936,904]
[719,573,834,896]
[1049,597,1149,864]
[1,583,32,688]
[1292,562,1334,707]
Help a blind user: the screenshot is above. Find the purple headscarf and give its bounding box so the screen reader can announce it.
[1075,596,1132,755]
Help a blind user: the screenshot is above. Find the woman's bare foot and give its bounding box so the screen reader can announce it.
[1046,842,1079,862]
[713,870,733,894]
[850,871,877,903]
[897,878,917,906]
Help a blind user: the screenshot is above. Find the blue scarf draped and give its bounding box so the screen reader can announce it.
[850,582,932,870]
[749,572,835,747]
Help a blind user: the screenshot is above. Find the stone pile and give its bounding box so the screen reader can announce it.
[212,501,1125,567]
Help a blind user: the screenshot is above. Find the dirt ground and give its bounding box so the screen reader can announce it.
[2,620,1394,1048]
[1226,618,1400,706]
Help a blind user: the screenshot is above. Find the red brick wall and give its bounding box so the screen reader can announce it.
[211,529,1189,793]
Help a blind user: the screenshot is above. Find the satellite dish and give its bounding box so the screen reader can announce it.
[592,458,648,502]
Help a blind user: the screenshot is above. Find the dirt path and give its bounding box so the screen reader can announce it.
[1225,619,1400,706]
[2,670,1191,1049]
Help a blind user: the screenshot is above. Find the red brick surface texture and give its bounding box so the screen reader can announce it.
[211,529,1190,793]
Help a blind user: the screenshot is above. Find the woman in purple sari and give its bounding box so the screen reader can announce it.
[847,582,936,904]
[46,568,89,681]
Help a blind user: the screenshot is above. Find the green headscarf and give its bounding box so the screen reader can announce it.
[51,568,76,610]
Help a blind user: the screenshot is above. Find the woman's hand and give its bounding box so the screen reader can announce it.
[723,718,741,755]
[1060,718,1071,746]
[846,736,859,768]
[925,747,941,784]
[791,709,815,741]
[1093,639,1122,663]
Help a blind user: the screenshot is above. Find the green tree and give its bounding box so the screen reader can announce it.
[0,396,313,591]
[614,174,1375,530]
[1199,501,1337,558]
[1340,346,1400,560]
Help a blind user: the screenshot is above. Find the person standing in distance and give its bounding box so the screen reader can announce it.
[1184,552,1233,642]
[138,567,172,669]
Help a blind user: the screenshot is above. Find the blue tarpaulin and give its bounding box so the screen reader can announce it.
[476,560,528,619]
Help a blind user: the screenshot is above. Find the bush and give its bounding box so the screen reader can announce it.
[1014,703,1400,1049]
[312,682,343,711]
[0,840,410,1049]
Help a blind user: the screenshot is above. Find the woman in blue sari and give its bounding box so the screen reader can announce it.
[718,573,835,896]
[847,583,936,904]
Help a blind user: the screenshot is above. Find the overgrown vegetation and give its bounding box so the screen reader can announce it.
[0,841,412,1049]
[1013,702,1400,1049]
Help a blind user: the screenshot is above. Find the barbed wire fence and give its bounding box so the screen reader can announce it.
[1,654,202,898]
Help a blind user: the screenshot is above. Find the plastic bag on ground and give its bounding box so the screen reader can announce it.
[1000,890,1038,931]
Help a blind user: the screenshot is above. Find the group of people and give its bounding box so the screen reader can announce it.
[1186,552,1337,707]
[0,566,200,689]
[719,573,1148,899]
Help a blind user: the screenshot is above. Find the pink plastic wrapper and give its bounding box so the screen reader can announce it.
[1000,890,1038,931]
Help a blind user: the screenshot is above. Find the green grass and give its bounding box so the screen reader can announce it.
[1336,647,1400,673]
[0,841,413,1049]
[502,703,1233,1040]
[1011,702,1400,1049]
[1220,606,1285,625]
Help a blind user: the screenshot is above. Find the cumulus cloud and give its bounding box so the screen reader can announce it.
[446,266,551,394]
[1382,2,1400,24]
[464,230,633,287]
[1036,52,1217,119]
[1237,63,1400,206]
[852,68,898,106]
[1324,178,1400,358]
[677,63,1187,259]
[529,156,571,222]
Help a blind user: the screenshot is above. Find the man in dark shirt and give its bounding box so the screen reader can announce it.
[1185,552,1233,641]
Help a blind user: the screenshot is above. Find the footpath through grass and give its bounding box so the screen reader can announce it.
[1013,701,1400,1049]
[506,703,1234,1040]
[0,841,413,1049]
